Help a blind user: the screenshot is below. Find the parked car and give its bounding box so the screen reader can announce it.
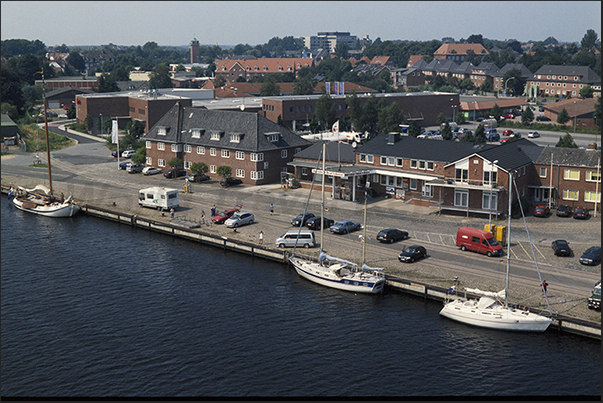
[499,136,516,144]
[503,114,514,119]
[539,106,545,112]
[536,115,551,121]
[551,240,571,257]
[376,229,409,243]
[220,177,243,187]
[142,167,162,176]
[579,247,601,266]
[291,213,315,227]
[122,150,137,158]
[186,173,210,182]
[476,117,485,122]
[164,168,187,178]
[502,129,514,136]
[306,216,335,230]
[212,207,241,224]
[555,205,573,217]
[398,245,427,263]
[126,163,143,174]
[527,131,540,138]
[112,149,125,158]
[225,212,254,228]
[485,131,500,142]
[573,207,590,219]
[119,161,130,170]
[533,205,550,217]
[329,220,361,234]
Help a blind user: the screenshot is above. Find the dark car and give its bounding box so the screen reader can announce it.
[329,220,361,234]
[376,229,408,243]
[119,161,130,170]
[306,217,335,230]
[112,149,125,158]
[579,246,601,266]
[555,205,573,217]
[398,245,427,263]
[533,205,550,217]
[551,240,571,257]
[220,177,243,187]
[573,207,590,219]
[187,173,210,182]
[164,169,187,178]
[536,115,551,121]
[291,213,315,227]
[212,207,241,224]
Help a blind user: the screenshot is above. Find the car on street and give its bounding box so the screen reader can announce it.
[122,150,137,158]
[225,212,254,228]
[112,149,125,157]
[126,163,143,173]
[376,229,409,243]
[291,213,315,227]
[485,131,500,142]
[502,129,514,136]
[579,246,601,266]
[329,220,361,234]
[220,177,243,187]
[142,167,162,176]
[212,206,241,224]
[573,207,590,219]
[119,161,130,170]
[398,245,427,263]
[503,114,514,119]
[186,173,210,182]
[533,205,550,217]
[551,240,572,257]
[527,131,540,138]
[536,115,551,121]
[306,217,335,230]
[164,168,187,178]
[555,205,573,217]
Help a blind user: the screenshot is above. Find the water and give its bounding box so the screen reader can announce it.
[1,197,600,398]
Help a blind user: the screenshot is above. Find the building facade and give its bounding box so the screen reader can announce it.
[214,58,313,84]
[526,65,601,99]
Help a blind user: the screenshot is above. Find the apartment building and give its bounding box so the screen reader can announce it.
[527,65,601,99]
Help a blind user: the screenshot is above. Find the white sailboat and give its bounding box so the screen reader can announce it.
[439,174,552,332]
[11,72,80,218]
[289,142,385,294]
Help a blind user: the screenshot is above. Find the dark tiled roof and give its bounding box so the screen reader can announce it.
[143,104,310,152]
[535,146,601,168]
[533,65,601,83]
[294,141,355,164]
[494,63,533,78]
[476,139,541,172]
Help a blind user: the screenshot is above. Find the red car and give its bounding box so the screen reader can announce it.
[212,206,241,224]
[533,205,550,217]
[500,136,512,144]
[503,114,514,119]
[502,129,514,136]
[573,207,590,219]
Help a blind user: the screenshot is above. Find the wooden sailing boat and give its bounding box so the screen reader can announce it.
[11,72,80,218]
[288,142,385,294]
[439,173,552,332]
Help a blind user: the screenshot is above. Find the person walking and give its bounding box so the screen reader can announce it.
[210,204,216,217]
[259,231,264,245]
[170,207,175,219]
[269,203,274,215]
[541,280,548,295]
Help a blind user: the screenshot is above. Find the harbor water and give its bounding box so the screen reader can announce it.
[1,197,600,398]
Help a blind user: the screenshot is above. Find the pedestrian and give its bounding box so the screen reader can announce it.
[170,207,175,219]
[60,192,65,203]
[269,203,274,215]
[541,280,548,294]
[201,210,206,220]
[211,204,216,217]
[259,231,264,245]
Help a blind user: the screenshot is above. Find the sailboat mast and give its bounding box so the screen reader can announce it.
[362,188,367,265]
[41,72,53,196]
[320,142,325,251]
[505,171,514,308]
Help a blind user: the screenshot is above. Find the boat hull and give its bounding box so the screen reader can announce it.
[12,197,80,218]
[439,298,552,332]
[289,256,385,294]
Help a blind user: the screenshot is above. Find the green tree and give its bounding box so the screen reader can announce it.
[131,146,146,165]
[346,92,363,131]
[491,104,502,121]
[378,102,403,134]
[593,96,601,128]
[521,107,534,125]
[66,103,76,119]
[556,133,578,148]
[66,52,86,72]
[441,123,453,140]
[459,78,475,92]
[334,42,349,59]
[260,76,280,96]
[314,92,337,130]
[436,112,447,125]
[579,85,594,98]
[479,80,493,94]
[466,34,484,45]
[213,75,226,87]
[293,77,316,95]
[174,64,186,72]
[149,64,173,89]
[455,111,466,124]
[191,162,209,175]
[168,157,184,169]
[557,108,570,124]
[408,121,422,138]
[217,165,232,178]
[98,73,119,93]
[581,29,599,50]
[473,124,486,143]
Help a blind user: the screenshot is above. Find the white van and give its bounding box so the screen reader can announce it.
[138,187,179,211]
[275,230,316,248]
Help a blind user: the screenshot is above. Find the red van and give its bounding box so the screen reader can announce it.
[456,227,503,257]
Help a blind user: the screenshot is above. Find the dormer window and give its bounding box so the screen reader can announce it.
[210,131,222,141]
[230,133,242,143]
[265,132,280,142]
[263,66,268,71]
[192,129,204,138]
[278,66,283,71]
[158,127,167,136]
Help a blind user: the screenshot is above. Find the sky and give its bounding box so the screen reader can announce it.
[1,1,601,47]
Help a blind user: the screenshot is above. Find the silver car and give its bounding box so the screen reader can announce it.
[225,212,254,228]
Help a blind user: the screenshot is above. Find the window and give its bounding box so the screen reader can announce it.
[251,171,264,180]
[221,149,230,158]
[539,167,547,177]
[409,178,417,190]
[427,161,434,170]
[422,184,433,197]
[562,189,579,200]
[455,190,468,207]
[482,191,497,210]
[210,148,216,156]
[230,134,241,143]
[564,169,580,181]
[236,151,245,160]
[235,169,245,178]
[192,129,203,138]
[455,168,468,182]
[586,171,601,182]
[380,175,387,185]
[157,142,165,151]
[158,159,166,167]
[388,157,395,166]
[197,146,205,155]
[584,191,600,203]
[158,127,166,136]
[295,148,301,154]
[184,161,191,169]
[410,160,418,169]
[418,160,426,170]
[171,144,181,152]
[182,144,190,153]
[210,165,216,173]
[146,157,152,165]
[281,149,288,158]
[301,167,308,176]
[210,131,221,141]
[396,158,403,167]
[251,153,264,162]
[381,156,387,165]
[366,154,374,163]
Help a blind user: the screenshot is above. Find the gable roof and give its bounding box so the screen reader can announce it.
[215,58,313,75]
[533,65,601,84]
[294,141,356,164]
[143,103,310,152]
[535,146,601,168]
[434,43,489,57]
[494,63,533,78]
[544,97,599,117]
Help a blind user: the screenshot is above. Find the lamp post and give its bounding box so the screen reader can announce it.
[450,98,456,123]
[99,113,103,136]
[574,101,577,132]
[504,77,515,97]
[488,159,499,229]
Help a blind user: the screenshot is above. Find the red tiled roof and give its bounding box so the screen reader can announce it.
[434,43,489,56]
[215,58,313,74]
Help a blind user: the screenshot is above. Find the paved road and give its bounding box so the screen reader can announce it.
[2,129,601,321]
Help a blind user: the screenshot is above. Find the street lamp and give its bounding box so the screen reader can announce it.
[450,98,457,123]
[504,77,515,97]
[99,113,103,136]
[488,159,499,229]
[574,101,577,132]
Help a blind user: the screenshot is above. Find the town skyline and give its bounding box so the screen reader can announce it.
[1,1,601,48]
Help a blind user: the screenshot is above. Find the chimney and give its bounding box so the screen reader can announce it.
[587,142,597,150]
[387,132,399,145]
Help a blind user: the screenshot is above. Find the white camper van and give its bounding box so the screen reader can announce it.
[138,187,179,211]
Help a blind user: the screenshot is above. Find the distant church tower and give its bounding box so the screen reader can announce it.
[190,38,200,63]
